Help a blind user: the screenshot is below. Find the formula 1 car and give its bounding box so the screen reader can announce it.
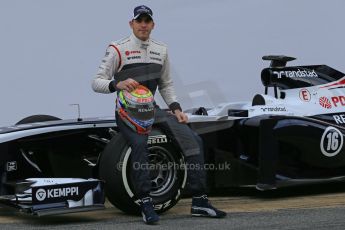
[1,55,345,215]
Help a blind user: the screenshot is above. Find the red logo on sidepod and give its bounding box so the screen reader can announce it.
[299,89,311,102]
[319,97,332,109]
[330,96,345,107]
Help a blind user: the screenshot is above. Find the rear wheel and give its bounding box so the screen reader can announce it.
[99,129,187,214]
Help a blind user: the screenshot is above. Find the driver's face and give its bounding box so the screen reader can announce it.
[129,14,154,41]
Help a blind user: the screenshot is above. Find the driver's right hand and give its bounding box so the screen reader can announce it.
[116,78,139,92]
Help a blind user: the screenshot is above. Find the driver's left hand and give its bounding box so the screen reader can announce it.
[174,110,188,123]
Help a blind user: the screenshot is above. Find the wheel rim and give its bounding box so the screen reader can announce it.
[148,146,177,197]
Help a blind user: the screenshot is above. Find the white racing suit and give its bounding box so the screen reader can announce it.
[92,34,206,198]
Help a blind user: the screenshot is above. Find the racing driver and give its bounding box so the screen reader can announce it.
[92,5,226,224]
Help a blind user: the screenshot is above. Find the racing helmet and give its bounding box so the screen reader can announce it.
[116,85,155,134]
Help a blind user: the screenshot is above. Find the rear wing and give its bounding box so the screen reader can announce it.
[261,55,345,90]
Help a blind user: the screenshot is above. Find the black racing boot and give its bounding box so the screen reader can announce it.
[140,197,159,224]
[191,195,227,218]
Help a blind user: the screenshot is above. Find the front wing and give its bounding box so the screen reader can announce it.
[0,178,105,216]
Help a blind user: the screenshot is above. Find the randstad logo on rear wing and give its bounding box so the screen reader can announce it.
[273,69,318,79]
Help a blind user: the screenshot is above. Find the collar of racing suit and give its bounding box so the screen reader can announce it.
[130,33,150,49]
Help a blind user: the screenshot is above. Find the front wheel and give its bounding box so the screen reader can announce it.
[99,129,187,214]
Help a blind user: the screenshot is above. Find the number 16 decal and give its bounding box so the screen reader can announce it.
[320,127,343,157]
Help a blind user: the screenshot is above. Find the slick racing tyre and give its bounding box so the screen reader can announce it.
[16,114,61,125]
[99,129,187,214]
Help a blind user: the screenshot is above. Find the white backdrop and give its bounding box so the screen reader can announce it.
[1,0,345,126]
